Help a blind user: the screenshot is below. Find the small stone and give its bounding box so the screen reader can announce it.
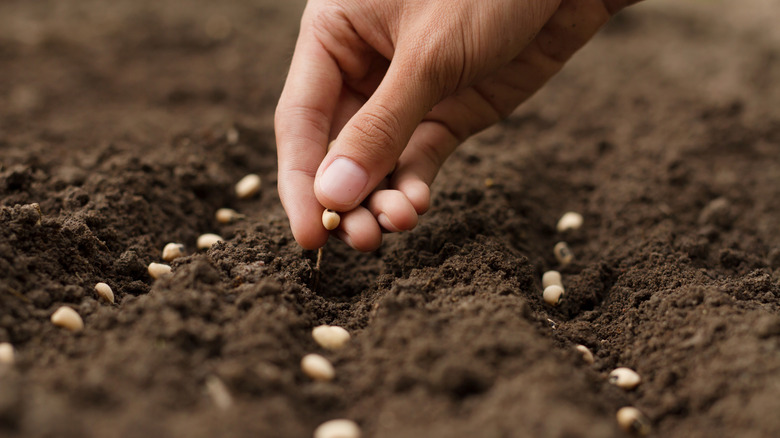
[575,345,594,364]
[609,367,641,390]
[162,242,186,262]
[312,325,351,350]
[148,262,172,279]
[197,233,224,249]
[556,211,584,232]
[543,285,564,306]
[616,406,651,436]
[542,270,563,289]
[314,419,361,438]
[94,282,115,304]
[235,173,262,199]
[51,306,84,332]
[215,208,244,224]
[554,241,574,266]
[301,354,335,382]
[0,342,15,365]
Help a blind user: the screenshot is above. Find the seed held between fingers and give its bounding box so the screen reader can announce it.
[162,243,185,262]
[557,211,584,232]
[148,262,172,279]
[616,407,651,436]
[51,306,84,332]
[197,233,224,249]
[542,270,563,289]
[301,353,335,381]
[609,367,641,390]
[314,419,361,438]
[322,209,341,231]
[575,345,595,364]
[312,325,351,350]
[94,282,115,304]
[543,285,564,306]
[235,173,262,199]
[0,342,15,365]
[554,241,574,266]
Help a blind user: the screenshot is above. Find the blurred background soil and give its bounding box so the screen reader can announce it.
[1,0,779,437]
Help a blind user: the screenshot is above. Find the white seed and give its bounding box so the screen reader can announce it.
[197,233,224,249]
[312,325,351,350]
[557,211,584,233]
[0,342,15,365]
[215,208,244,224]
[51,306,84,332]
[94,282,115,304]
[314,419,361,438]
[543,285,564,306]
[205,375,233,411]
[235,173,262,199]
[609,367,641,390]
[575,345,595,364]
[162,242,186,262]
[616,407,651,436]
[226,127,239,145]
[554,241,574,266]
[148,262,172,279]
[542,270,563,289]
[301,353,335,382]
[322,209,341,231]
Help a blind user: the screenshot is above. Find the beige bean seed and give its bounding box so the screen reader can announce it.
[94,282,115,304]
[215,208,244,224]
[543,285,564,306]
[0,342,14,365]
[226,127,239,145]
[148,262,172,279]
[556,211,584,233]
[197,233,224,250]
[312,325,351,350]
[162,243,185,262]
[542,270,563,289]
[609,367,641,390]
[205,375,233,411]
[314,419,361,438]
[575,345,595,364]
[235,173,262,199]
[554,241,573,266]
[322,209,341,231]
[616,407,651,436]
[51,306,84,332]
[301,353,335,382]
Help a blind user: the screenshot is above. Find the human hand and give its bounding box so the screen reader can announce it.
[275,0,640,251]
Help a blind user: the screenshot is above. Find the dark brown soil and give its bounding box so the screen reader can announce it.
[2,1,779,437]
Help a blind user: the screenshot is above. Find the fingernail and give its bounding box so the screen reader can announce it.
[377,213,399,232]
[336,230,355,249]
[318,157,369,206]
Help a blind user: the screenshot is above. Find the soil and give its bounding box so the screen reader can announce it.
[1,0,779,437]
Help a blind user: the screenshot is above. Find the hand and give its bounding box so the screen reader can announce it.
[275,0,639,251]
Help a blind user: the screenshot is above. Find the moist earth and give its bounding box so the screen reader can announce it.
[1,1,779,437]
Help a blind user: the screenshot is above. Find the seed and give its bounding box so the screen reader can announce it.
[616,407,651,436]
[543,285,564,306]
[301,353,335,381]
[556,211,584,232]
[609,367,641,390]
[148,262,172,279]
[0,342,14,365]
[51,306,84,332]
[215,208,244,224]
[314,419,361,438]
[235,173,262,199]
[575,345,594,364]
[94,282,115,304]
[322,209,341,231]
[162,242,185,262]
[226,127,239,145]
[542,270,563,289]
[205,375,233,411]
[327,140,335,152]
[312,325,351,350]
[197,233,224,249]
[554,241,573,266]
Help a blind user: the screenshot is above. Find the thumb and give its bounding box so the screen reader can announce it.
[314,54,442,211]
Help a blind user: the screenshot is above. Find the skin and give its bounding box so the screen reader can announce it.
[276,0,642,251]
